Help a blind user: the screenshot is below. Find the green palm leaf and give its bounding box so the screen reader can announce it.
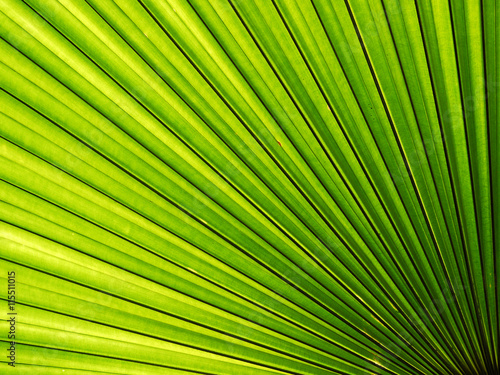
[0,0,497,373]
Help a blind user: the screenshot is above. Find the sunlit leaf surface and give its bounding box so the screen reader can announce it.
[0,0,498,374]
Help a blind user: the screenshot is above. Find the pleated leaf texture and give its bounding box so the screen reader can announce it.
[0,0,498,374]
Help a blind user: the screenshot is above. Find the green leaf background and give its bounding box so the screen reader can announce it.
[0,0,498,373]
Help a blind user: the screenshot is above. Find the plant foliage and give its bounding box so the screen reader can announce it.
[0,0,498,374]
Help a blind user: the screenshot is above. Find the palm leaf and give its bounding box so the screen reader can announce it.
[0,0,497,373]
